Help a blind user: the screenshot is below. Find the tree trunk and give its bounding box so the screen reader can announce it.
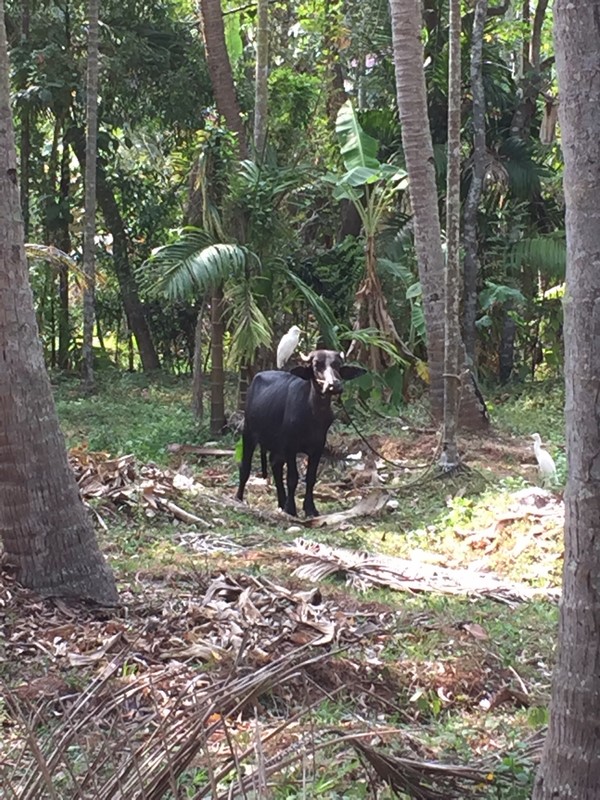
[388,0,488,429]
[440,0,461,470]
[192,302,205,419]
[0,3,117,604]
[57,133,71,370]
[198,0,248,159]
[81,0,100,391]
[19,0,31,239]
[533,2,600,797]
[69,129,161,373]
[210,287,226,435]
[462,0,488,368]
[253,0,269,159]
[498,307,516,383]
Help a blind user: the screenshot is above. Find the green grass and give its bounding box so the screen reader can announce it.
[54,372,210,463]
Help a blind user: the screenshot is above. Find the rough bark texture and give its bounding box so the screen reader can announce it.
[199,0,248,158]
[70,130,161,373]
[82,0,99,390]
[0,4,117,604]
[57,136,71,370]
[388,0,488,429]
[210,287,226,435]
[19,0,31,238]
[462,0,488,367]
[533,2,600,797]
[192,304,205,419]
[253,0,269,158]
[441,0,461,468]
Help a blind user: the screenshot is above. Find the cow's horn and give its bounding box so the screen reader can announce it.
[299,352,311,362]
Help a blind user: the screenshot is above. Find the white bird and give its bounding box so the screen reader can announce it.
[276,325,302,369]
[531,433,557,485]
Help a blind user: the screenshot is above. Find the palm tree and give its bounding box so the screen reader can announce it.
[388,0,488,428]
[532,2,600,796]
[82,0,100,390]
[0,3,117,603]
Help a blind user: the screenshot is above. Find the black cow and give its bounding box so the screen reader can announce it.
[236,350,365,517]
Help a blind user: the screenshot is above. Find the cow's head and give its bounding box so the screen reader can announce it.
[290,350,366,395]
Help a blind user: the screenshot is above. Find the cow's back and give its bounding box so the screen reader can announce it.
[244,371,325,455]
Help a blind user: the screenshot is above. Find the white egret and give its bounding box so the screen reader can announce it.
[531,433,557,485]
[276,325,302,369]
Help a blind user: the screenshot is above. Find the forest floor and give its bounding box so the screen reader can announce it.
[0,373,565,799]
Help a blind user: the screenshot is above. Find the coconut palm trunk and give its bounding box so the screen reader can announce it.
[0,3,117,603]
[388,0,488,429]
[81,0,100,390]
[533,2,600,796]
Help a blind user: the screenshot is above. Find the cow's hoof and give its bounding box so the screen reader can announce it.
[283,503,298,516]
[304,508,319,519]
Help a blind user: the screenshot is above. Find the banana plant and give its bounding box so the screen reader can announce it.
[325,100,411,374]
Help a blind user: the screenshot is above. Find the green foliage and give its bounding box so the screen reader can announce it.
[55,374,201,463]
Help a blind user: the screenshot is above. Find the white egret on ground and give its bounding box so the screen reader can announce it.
[277,325,302,369]
[531,433,557,485]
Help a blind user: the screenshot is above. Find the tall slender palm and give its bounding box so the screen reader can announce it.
[0,1,117,603]
[441,0,462,468]
[388,0,488,428]
[533,1,600,796]
[253,0,269,159]
[81,0,100,390]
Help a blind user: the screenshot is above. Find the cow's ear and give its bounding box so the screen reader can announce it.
[340,365,367,381]
[289,365,313,380]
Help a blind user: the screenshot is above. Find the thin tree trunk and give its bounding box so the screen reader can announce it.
[533,2,600,796]
[253,0,269,159]
[440,0,461,470]
[210,287,225,435]
[81,0,99,391]
[69,129,161,372]
[192,302,205,419]
[388,0,488,429]
[198,0,248,158]
[0,2,117,603]
[57,134,71,370]
[462,0,488,367]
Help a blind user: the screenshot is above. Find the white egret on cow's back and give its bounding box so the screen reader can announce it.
[277,325,302,368]
[531,433,557,485]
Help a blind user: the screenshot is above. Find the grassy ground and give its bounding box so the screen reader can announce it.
[1,373,565,798]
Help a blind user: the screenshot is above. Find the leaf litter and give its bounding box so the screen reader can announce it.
[0,438,562,797]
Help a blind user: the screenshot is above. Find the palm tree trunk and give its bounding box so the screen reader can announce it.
[0,2,117,603]
[57,133,71,370]
[192,301,205,419]
[210,287,226,435]
[19,0,31,239]
[462,0,488,367]
[198,0,248,159]
[388,0,488,429]
[441,0,461,469]
[81,0,100,391]
[253,0,269,158]
[533,2,600,795]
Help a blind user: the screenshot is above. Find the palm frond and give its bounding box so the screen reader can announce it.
[284,270,341,349]
[508,234,566,280]
[339,328,405,365]
[225,278,273,366]
[141,228,251,299]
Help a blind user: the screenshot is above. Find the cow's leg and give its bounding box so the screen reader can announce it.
[284,455,298,516]
[270,454,287,511]
[236,432,255,501]
[303,453,321,518]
